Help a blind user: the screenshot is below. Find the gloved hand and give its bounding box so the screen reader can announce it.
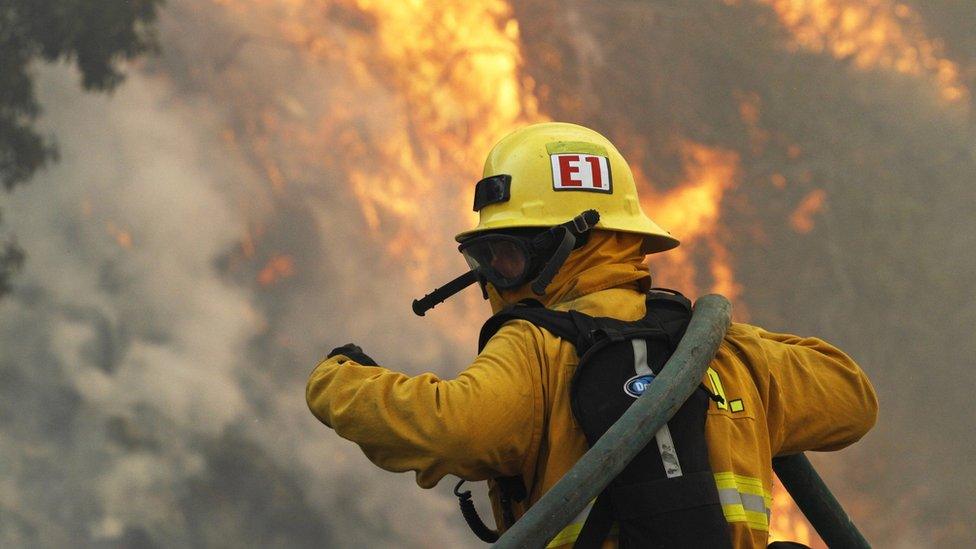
[327,343,378,366]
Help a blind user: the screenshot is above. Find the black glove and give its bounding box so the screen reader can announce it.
[327,343,378,366]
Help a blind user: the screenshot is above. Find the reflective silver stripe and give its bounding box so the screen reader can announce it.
[717,488,770,518]
[631,339,683,478]
[631,338,652,376]
[654,425,682,478]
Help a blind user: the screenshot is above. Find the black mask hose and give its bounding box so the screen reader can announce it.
[412,269,480,316]
[454,480,499,543]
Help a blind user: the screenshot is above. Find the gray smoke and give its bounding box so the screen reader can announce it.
[0,60,474,548]
[3,0,975,548]
[511,1,976,546]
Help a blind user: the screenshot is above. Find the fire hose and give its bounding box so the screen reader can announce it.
[773,453,871,548]
[492,294,871,549]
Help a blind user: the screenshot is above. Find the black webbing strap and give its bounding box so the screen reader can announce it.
[572,492,614,549]
[478,289,713,548]
[609,471,721,518]
[573,472,721,548]
[478,300,584,353]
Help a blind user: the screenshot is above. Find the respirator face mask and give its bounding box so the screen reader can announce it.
[412,207,600,316]
[458,231,538,291]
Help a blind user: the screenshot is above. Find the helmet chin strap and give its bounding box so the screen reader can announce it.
[412,210,601,316]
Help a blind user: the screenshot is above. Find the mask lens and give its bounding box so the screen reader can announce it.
[488,240,526,280]
[460,235,531,289]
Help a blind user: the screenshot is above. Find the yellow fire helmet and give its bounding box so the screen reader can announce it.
[413,122,680,316]
[455,122,680,254]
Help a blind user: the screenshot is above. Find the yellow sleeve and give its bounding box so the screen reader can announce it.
[728,324,879,456]
[305,321,543,489]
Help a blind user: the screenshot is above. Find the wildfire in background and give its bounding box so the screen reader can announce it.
[198,0,770,345]
[760,0,968,102]
[4,0,975,547]
[120,0,973,545]
[193,0,953,545]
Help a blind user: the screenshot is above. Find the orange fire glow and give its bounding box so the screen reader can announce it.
[759,0,968,102]
[207,1,824,544]
[641,142,745,307]
[769,484,821,548]
[210,0,745,322]
[257,254,295,286]
[105,222,133,249]
[247,0,543,290]
[790,188,827,233]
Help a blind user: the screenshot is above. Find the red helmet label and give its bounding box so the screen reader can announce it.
[550,154,613,193]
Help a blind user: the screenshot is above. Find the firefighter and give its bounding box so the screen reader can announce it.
[306,122,878,548]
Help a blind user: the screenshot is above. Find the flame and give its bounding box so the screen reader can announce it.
[222,0,543,290]
[640,142,745,308]
[770,173,788,189]
[203,0,552,342]
[207,1,743,326]
[241,223,259,259]
[105,221,133,249]
[769,484,815,546]
[257,254,295,286]
[790,188,827,233]
[198,5,832,543]
[758,0,968,102]
[737,91,770,156]
[188,0,901,545]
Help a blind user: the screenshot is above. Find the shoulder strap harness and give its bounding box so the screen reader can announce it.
[458,290,732,548]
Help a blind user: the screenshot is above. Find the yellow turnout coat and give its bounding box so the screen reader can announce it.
[306,231,878,548]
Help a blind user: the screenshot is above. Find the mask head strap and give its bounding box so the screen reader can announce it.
[528,209,600,295]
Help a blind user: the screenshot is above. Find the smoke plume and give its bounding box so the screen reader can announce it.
[2,0,974,547]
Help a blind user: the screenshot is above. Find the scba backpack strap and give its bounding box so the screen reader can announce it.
[477,298,589,353]
[570,290,731,549]
[473,290,731,548]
